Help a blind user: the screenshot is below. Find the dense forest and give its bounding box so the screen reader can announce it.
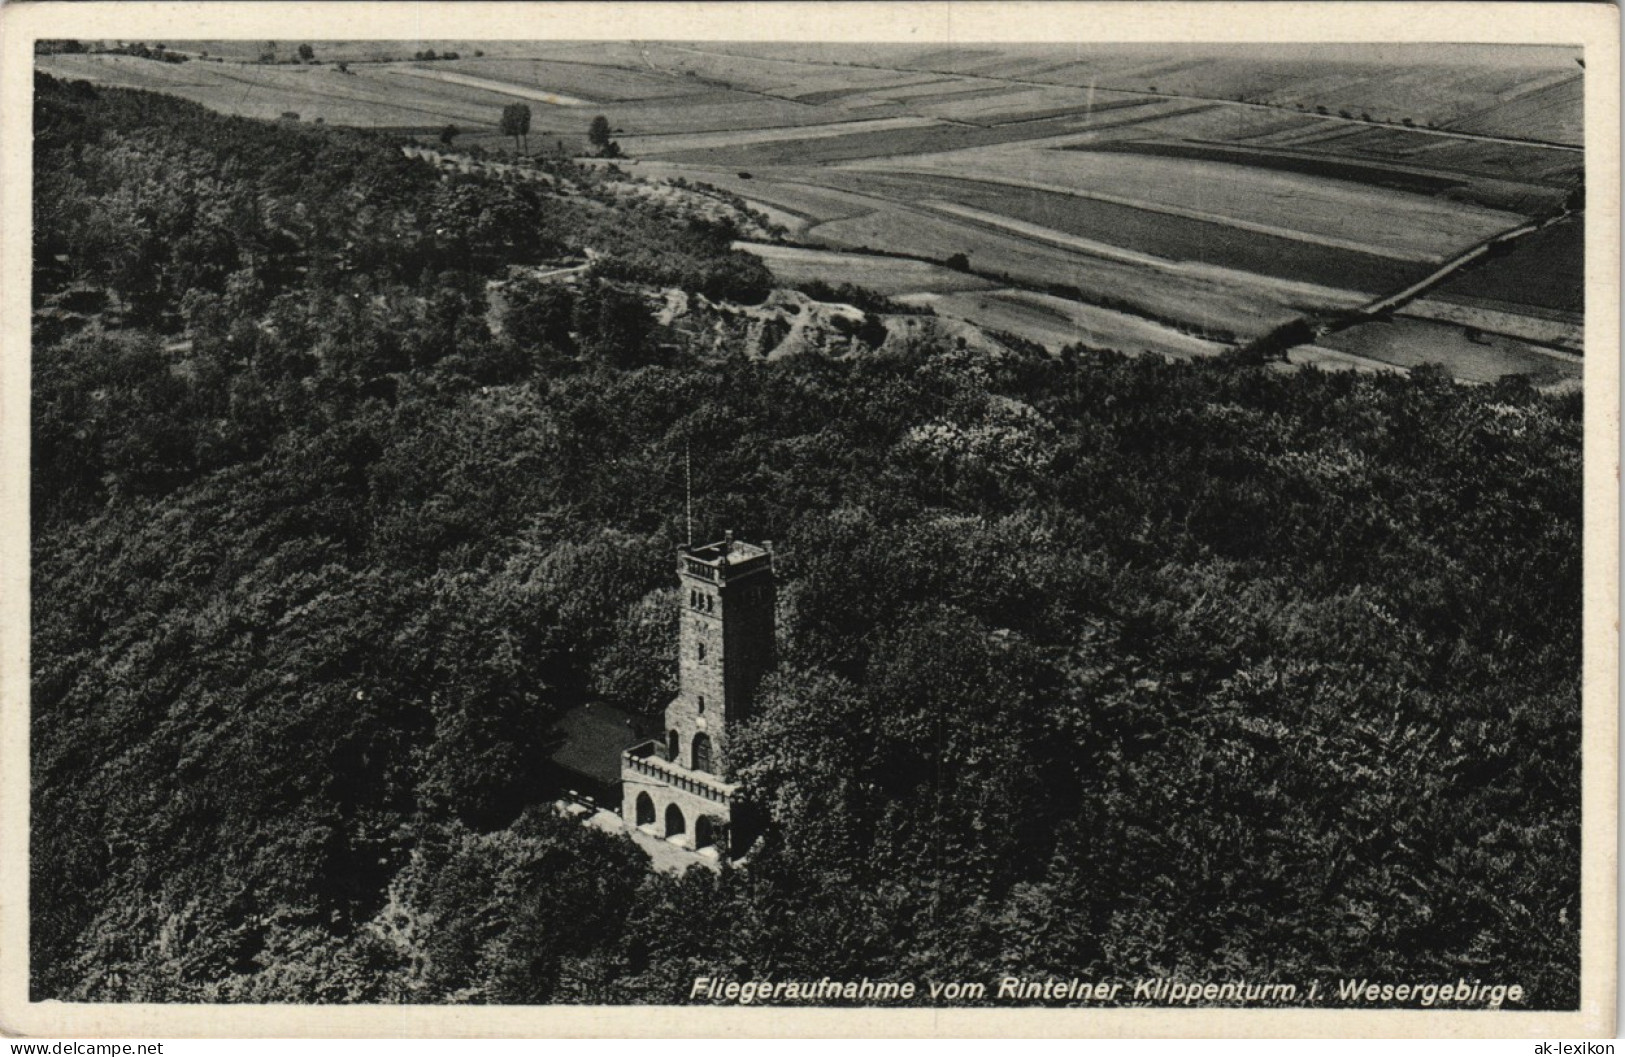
[31,73,1581,1006]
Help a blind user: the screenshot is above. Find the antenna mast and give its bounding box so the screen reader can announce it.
[685,444,693,546]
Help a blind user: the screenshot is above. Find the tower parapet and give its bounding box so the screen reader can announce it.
[680,537,772,584]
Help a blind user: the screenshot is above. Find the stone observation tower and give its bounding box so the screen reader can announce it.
[620,534,775,859]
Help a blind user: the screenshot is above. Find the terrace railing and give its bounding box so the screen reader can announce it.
[622,740,736,806]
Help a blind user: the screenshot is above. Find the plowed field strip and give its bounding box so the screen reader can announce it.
[1430,216,1583,314]
[664,43,1584,151]
[621,116,942,154]
[651,104,1197,168]
[381,66,591,105]
[735,242,999,294]
[1076,140,1465,194]
[1071,138,1567,213]
[912,197,1402,301]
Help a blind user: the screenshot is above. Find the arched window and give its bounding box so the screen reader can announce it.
[635,792,655,827]
[696,694,705,714]
[667,729,679,761]
[664,803,686,838]
[695,815,716,850]
[697,641,707,661]
[692,732,713,774]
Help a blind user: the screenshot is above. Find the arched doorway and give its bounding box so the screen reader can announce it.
[692,732,713,773]
[694,815,716,849]
[635,792,655,827]
[665,803,686,839]
[667,729,679,761]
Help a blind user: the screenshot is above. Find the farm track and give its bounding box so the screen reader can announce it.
[660,43,1585,154]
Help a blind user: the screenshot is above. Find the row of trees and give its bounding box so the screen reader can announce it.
[258,42,317,64]
[497,106,621,158]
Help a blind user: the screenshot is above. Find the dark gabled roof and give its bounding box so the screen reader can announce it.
[547,702,662,787]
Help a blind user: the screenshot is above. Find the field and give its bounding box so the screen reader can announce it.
[619,116,942,155]
[841,146,1525,261]
[379,66,592,106]
[780,197,1357,339]
[1081,139,1569,214]
[1088,138,1465,193]
[1404,298,1583,353]
[818,170,1432,293]
[736,243,997,295]
[646,106,1172,167]
[440,57,703,102]
[1238,121,1582,190]
[1313,316,1582,386]
[1432,216,1584,316]
[35,53,865,136]
[906,289,1230,358]
[694,42,1585,144]
[37,40,1586,370]
[36,53,548,125]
